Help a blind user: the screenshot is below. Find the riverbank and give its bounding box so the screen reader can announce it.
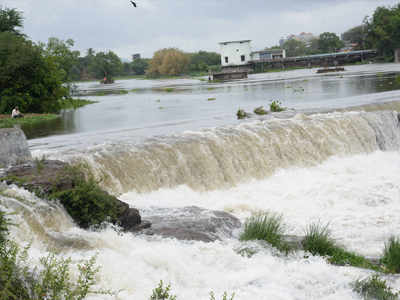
[0,114,60,129]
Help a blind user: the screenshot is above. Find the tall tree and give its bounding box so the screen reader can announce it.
[342,25,367,49]
[88,51,123,81]
[0,7,24,35]
[318,32,344,53]
[365,4,400,60]
[282,39,307,57]
[147,48,190,77]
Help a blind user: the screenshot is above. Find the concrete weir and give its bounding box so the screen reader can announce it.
[0,128,31,168]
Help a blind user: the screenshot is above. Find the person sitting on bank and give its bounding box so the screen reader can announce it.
[11,107,23,118]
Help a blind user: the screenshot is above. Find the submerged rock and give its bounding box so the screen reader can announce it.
[0,128,31,168]
[140,206,241,242]
[2,160,144,231]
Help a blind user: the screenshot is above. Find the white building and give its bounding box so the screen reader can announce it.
[219,40,252,67]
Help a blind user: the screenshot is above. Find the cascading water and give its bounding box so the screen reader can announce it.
[79,110,400,195]
[3,109,400,299]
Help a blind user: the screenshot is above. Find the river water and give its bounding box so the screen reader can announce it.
[4,63,400,299]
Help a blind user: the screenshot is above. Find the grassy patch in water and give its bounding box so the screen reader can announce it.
[0,114,60,129]
[381,237,400,273]
[270,100,285,112]
[353,275,398,300]
[208,97,216,101]
[240,212,291,253]
[164,88,175,93]
[59,98,97,110]
[302,223,379,270]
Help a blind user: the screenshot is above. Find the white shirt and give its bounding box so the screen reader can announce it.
[11,109,19,118]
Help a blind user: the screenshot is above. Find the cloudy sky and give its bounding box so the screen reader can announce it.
[2,0,399,59]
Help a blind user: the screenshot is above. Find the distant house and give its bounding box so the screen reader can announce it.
[251,49,286,61]
[219,40,252,66]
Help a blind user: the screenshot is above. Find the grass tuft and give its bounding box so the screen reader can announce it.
[240,212,290,253]
[353,275,398,300]
[381,237,400,273]
[270,100,285,112]
[150,280,177,300]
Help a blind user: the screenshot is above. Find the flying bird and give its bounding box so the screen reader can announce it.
[130,1,137,7]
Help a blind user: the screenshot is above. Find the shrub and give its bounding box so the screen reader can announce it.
[150,280,177,300]
[0,211,10,245]
[253,106,268,115]
[270,100,285,112]
[302,223,378,270]
[240,212,290,253]
[302,223,336,257]
[236,109,249,120]
[210,291,235,300]
[353,275,398,300]
[381,237,400,273]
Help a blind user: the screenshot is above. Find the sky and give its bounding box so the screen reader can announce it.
[2,0,399,59]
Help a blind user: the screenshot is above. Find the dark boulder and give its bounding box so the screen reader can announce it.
[140,206,241,242]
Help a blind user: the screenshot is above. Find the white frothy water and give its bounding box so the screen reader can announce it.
[3,150,400,299]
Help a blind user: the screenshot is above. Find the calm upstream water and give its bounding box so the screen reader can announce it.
[4,63,400,299]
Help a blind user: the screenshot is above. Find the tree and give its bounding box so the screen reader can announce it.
[88,51,123,81]
[188,51,220,72]
[40,37,81,82]
[365,4,400,60]
[0,7,24,35]
[342,25,367,50]
[318,32,344,53]
[0,32,67,114]
[147,48,190,77]
[131,58,149,75]
[282,39,307,57]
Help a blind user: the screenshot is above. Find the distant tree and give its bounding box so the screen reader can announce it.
[89,51,123,80]
[342,25,367,49]
[305,38,321,55]
[40,38,81,82]
[131,58,149,75]
[147,48,190,77]
[365,4,400,60]
[188,51,220,72]
[0,32,67,114]
[282,39,307,57]
[318,32,344,53]
[0,7,24,35]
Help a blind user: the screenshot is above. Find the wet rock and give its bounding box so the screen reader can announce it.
[140,206,241,242]
[2,160,143,232]
[0,128,31,168]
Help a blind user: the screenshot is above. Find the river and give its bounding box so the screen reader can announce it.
[3,63,400,299]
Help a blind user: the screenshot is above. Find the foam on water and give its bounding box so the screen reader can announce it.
[3,150,400,299]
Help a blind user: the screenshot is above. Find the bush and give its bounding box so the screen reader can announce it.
[381,237,400,273]
[236,109,249,119]
[150,280,177,300]
[240,212,290,252]
[353,275,398,300]
[51,177,118,229]
[270,100,285,112]
[302,223,378,269]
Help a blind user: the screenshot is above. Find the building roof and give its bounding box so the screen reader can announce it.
[219,40,251,45]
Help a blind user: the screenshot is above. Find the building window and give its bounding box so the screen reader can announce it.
[225,57,229,63]
[241,55,246,62]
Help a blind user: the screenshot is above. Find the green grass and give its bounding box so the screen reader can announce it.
[0,114,60,129]
[240,212,290,253]
[236,109,249,120]
[353,275,398,300]
[302,223,379,270]
[164,88,175,93]
[270,100,285,112]
[381,237,400,273]
[208,97,216,101]
[59,98,97,110]
[150,281,177,300]
[254,106,268,115]
[92,90,128,96]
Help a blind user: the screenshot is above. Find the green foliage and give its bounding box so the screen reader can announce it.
[381,237,400,273]
[0,211,10,245]
[282,39,307,57]
[236,109,249,120]
[270,100,285,112]
[131,58,150,75]
[253,106,268,115]
[365,4,400,60]
[51,175,118,229]
[0,114,60,129]
[353,275,399,300]
[318,32,345,53]
[150,280,177,300]
[210,291,235,300]
[302,223,378,270]
[342,25,367,49]
[208,97,216,101]
[240,212,290,253]
[88,51,123,81]
[59,98,97,110]
[0,32,68,114]
[147,48,190,77]
[189,50,221,73]
[0,7,24,36]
